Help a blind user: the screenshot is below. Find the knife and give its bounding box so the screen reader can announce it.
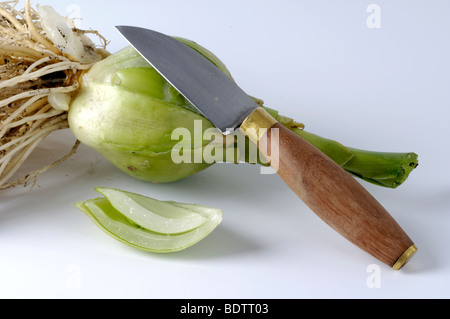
[116,26,417,270]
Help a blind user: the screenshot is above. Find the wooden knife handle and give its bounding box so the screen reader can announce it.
[241,108,417,269]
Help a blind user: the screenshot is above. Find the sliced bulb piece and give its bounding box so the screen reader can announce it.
[74,188,223,253]
[95,187,208,234]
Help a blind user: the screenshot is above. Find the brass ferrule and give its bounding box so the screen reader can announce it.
[240,108,278,144]
[392,245,418,270]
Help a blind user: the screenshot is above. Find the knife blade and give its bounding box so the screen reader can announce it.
[116,26,257,134]
[116,25,417,269]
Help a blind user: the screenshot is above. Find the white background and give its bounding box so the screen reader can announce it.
[1,0,449,299]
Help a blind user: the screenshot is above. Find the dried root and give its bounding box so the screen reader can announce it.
[0,0,108,190]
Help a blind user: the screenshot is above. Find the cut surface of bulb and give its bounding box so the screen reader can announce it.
[74,187,224,253]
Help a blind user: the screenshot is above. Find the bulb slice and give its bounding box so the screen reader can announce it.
[74,188,223,253]
[95,187,208,235]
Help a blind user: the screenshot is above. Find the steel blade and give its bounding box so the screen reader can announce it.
[116,26,258,133]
